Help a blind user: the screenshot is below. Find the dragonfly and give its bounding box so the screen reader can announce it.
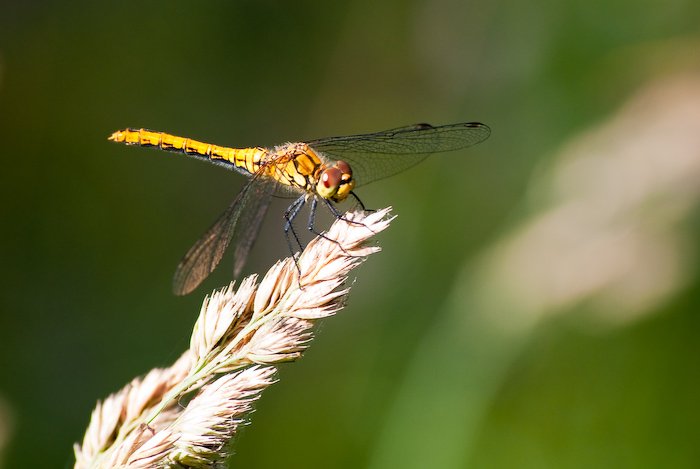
[109,121,490,295]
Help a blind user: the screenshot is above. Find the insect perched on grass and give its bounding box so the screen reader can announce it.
[109,121,490,295]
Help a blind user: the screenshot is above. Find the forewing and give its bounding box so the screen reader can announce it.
[307,122,490,187]
[172,172,272,295]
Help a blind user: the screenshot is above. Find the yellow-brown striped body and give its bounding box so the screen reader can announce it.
[267,142,325,191]
[108,128,328,194]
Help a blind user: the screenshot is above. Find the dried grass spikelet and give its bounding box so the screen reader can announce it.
[74,208,393,468]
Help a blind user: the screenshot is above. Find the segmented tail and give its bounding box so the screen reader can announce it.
[109,128,265,174]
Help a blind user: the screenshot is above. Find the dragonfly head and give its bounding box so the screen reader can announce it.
[317,160,355,202]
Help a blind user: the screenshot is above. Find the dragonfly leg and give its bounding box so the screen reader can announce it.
[322,198,376,235]
[306,198,358,259]
[349,191,374,212]
[307,198,341,242]
[284,194,309,287]
[284,194,307,256]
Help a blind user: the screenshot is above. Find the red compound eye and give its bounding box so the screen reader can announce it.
[336,160,352,176]
[323,167,341,188]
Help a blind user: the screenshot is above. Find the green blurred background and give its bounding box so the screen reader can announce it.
[2,0,700,467]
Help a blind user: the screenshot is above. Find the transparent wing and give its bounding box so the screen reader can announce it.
[307,122,490,187]
[230,178,275,278]
[172,171,273,295]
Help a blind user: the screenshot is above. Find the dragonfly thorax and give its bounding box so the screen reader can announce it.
[273,142,355,202]
[316,160,355,202]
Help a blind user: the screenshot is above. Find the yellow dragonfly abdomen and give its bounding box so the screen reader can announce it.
[108,128,267,176]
